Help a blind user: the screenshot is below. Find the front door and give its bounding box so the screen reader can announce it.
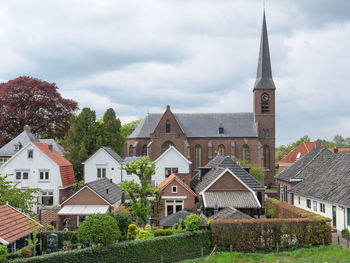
[332,206,337,228]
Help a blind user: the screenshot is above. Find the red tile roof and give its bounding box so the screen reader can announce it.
[329,148,350,153]
[0,204,42,244]
[279,142,318,164]
[32,142,76,187]
[157,174,197,196]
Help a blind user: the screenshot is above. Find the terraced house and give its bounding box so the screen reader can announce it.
[124,13,276,185]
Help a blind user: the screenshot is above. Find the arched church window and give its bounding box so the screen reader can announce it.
[195,145,202,168]
[242,144,250,162]
[266,129,270,138]
[129,145,134,157]
[218,145,225,155]
[141,144,147,156]
[166,119,171,133]
[262,129,265,138]
[263,144,270,169]
[261,93,269,114]
[161,141,174,153]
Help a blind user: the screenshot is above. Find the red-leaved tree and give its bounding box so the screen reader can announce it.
[0,76,78,146]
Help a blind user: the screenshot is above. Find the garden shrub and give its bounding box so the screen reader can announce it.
[154,229,173,237]
[0,245,7,263]
[185,213,201,231]
[77,214,121,245]
[19,247,31,258]
[10,231,211,263]
[6,251,23,261]
[211,218,331,252]
[113,212,131,238]
[341,229,350,240]
[38,231,83,252]
[172,219,185,233]
[127,224,137,241]
[135,224,151,240]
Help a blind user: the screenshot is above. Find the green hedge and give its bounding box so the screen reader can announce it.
[10,231,211,263]
[211,218,331,252]
[38,231,83,252]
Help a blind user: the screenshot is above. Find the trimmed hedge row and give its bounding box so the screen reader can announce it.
[266,198,323,219]
[38,231,83,252]
[211,218,332,252]
[10,231,211,263]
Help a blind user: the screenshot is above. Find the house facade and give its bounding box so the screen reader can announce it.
[0,142,75,213]
[124,13,276,185]
[191,155,265,217]
[275,147,334,203]
[289,152,350,232]
[0,125,66,167]
[57,178,123,230]
[155,174,197,219]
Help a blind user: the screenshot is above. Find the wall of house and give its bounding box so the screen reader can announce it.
[157,180,195,219]
[84,149,140,184]
[276,180,298,204]
[154,147,190,185]
[294,194,348,232]
[0,143,63,213]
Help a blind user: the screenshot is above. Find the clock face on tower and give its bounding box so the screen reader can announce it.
[261,93,269,102]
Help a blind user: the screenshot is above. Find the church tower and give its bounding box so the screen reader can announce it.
[253,12,276,186]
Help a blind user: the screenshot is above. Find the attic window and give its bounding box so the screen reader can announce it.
[296,152,301,159]
[171,186,178,193]
[27,149,33,159]
[219,127,224,134]
[166,119,171,133]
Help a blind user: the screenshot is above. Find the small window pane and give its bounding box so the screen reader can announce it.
[27,150,33,159]
[97,168,101,178]
[102,168,106,178]
[40,172,44,180]
[16,172,21,180]
[45,172,49,180]
[23,172,29,180]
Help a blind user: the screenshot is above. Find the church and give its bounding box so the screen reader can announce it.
[123,13,276,185]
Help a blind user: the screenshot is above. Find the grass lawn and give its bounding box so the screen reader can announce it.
[265,188,277,193]
[182,245,350,263]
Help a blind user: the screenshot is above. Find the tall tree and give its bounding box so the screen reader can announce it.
[102,108,123,154]
[63,108,99,180]
[0,76,78,146]
[119,157,157,226]
[121,119,142,142]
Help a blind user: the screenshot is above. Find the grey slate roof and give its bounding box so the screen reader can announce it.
[101,146,124,164]
[123,156,141,163]
[210,207,254,220]
[128,113,257,139]
[86,178,124,205]
[204,191,260,209]
[289,152,350,207]
[159,210,208,227]
[253,12,276,90]
[275,147,334,182]
[191,156,265,192]
[0,130,66,156]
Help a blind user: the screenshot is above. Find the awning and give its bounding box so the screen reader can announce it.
[58,205,109,215]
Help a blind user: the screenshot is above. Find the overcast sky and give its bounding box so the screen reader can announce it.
[1,0,350,146]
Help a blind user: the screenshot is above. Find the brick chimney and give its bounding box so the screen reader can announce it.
[315,140,321,148]
[334,147,338,154]
[24,125,31,132]
[48,144,53,153]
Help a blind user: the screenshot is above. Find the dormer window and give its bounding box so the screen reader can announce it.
[171,186,178,193]
[14,142,22,151]
[166,119,171,133]
[219,127,224,134]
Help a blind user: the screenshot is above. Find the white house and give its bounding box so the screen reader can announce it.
[83,146,191,186]
[0,142,76,213]
[153,146,191,185]
[289,152,350,232]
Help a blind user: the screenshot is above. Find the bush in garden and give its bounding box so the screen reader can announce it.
[341,229,350,240]
[77,214,121,245]
[19,247,31,258]
[127,224,137,241]
[0,245,7,263]
[185,213,201,231]
[113,212,131,238]
[135,224,151,240]
[154,229,173,237]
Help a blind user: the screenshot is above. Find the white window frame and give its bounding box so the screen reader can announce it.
[15,170,30,180]
[165,199,184,216]
[165,167,178,177]
[171,185,178,193]
[97,167,106,178]
[27,149,34,159]
[39,170,50,181]
[41,191,54,206]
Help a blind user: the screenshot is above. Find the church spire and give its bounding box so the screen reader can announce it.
[253,11,276,90]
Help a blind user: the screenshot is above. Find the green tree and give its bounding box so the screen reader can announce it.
[275,135,311,163]
[184,213,201,231]
[121,119,142,142]
[0,244,7,263]
[113,212,131,239]
[0,174,40,217]
[63,108,99,180]
[119,156,157,226]
[77,214,121,245]
[101,108,123,154]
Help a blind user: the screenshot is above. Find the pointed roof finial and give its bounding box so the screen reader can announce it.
[253,11,276,90]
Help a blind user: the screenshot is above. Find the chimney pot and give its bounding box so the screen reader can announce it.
[334,147,338,154]
[110,178,113,183]
[48,144,53,153]
[24,125,31,132]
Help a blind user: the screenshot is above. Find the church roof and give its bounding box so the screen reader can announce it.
[128,112,257,139]
[253,11,276,90]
